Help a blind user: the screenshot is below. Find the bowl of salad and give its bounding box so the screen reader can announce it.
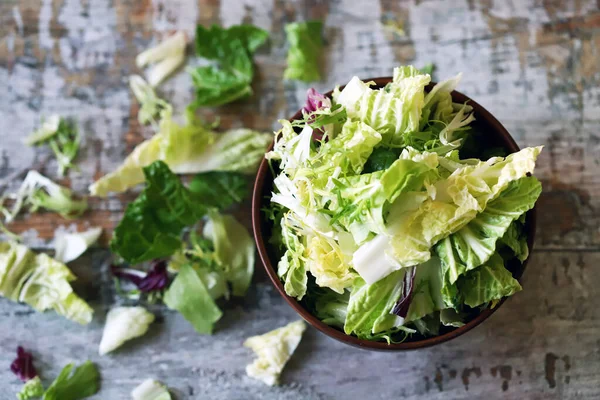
[252,66,542,350]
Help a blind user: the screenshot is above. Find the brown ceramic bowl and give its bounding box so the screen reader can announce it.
[252,77,536,350]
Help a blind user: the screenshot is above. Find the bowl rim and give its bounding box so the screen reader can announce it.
[252,76,537,351]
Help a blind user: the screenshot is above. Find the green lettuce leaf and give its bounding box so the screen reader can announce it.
[500,219,529,262]
[405,257,444,322]
[283,21,323,82]
[131,379,171,400]
[457,252,522,308]
[98,306,155,355]
[136,31,187,87]
[387,146,542,269]
[43,361,99,400]
[313,288,349,328]
[17,376,44,400]
[435,176,541,287]
[190,24,268,107]
[344,270,406,337]
[89,107,269,197]
[129,75,170,126]
[335,68,430,142]
[0,242,93,324]
[54,227,102,264]
[163,264,222,335]
[110,161,208,264]
[277,215,308,300]
[244,320,306,386]
[203,210,255,297]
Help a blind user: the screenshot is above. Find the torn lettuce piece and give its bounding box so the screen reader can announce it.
[284,21,323,82]
[163,264,222,335]
[344,270,406,337]
[190,24,268,107]
[89,108,269,196]
[110,162,249,264]
[457,252,522,308]
[387,146,543,270]
[3,171,87,223]
[43,361,99,400]
[136,31,187,87]
[129,75,170,126]
[0,242,93,324]
[244,320,306,386]
[203,210,255,297]
[25,117,80,177]
[313,288,349,328]
[54,227,102,264]
[17,376,44,400]
[98,306,155,355]
[435,176,541,288]
[500,219,529,262]
[404,258,444,323]
[276,214,308,300]
[131,379,171,400]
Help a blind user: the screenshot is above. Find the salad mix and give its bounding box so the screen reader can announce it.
[266,66,542,342]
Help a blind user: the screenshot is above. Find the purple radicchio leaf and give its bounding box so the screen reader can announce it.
[10,347,37,382]
[302,88,332,141]
[302,88,331,115]
[391,266,417,318]
[111,260,168,292]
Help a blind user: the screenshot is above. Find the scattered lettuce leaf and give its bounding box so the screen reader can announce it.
[136,31,187,87]
[110,161,209,263]
[0,242,93,324]
[98,306,155,355]
[110,161,249,264]
[43,361,99,400]
[3,171,87,223]
[457,252,522,308]
[163,264,222,335]
[129,75,170,126]
[89,107,269,196]
[283,21,323,82]
[17,376,44,400]
[190,24,268,107]
[131,379,171,400]
[244,320,306,386]
[54,227,102,264]
[203,211,255,297]
[25,117,80,177]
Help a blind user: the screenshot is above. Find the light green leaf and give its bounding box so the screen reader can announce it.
[163,264,222,335]
[244,320,306,386]
[500,220,529,262]
[203,211,255,297]
[277,215,307,300]
[17,376,44,400]
[131,379,171,400]
[54,227,102,264]
[98,306,155,355]
[284,21,323,82]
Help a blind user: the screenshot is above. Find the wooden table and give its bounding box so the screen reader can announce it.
[1,0,599,398]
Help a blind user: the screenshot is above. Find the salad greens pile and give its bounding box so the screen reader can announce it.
[266,66,542,342]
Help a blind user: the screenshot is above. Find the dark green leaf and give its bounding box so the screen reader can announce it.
[419,63,436,76]
[43,361,99,400]
[188,171,249,207]
[284,21,323,82]
[191,24,268,107]
[363,147,401,173]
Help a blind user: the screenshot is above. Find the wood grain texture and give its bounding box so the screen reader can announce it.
[0,0,599,398]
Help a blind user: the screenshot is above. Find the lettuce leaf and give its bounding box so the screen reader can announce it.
[110,161,208,264]
[190,24,268,107]
[500,219,529,262]
[244,320,306,386]
[25,117,80,177]
[54,227,102,264]
[136,31,187,87]
[98,306,155,355]
[0,242,93,324]
[284,21,323,82]
[457,252,522,308]
[203,210,255,297]
[435,176,541,287]
[277,214,308,300]
[17,376,44,400]
[313,288,349,328]
[43,361,99,400]
[163,264,222,335]
[131,379,171,400]
[89,108,269,196]
[344,270,406,337]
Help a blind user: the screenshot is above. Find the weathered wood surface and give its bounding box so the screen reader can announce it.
[0,0,599,398]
